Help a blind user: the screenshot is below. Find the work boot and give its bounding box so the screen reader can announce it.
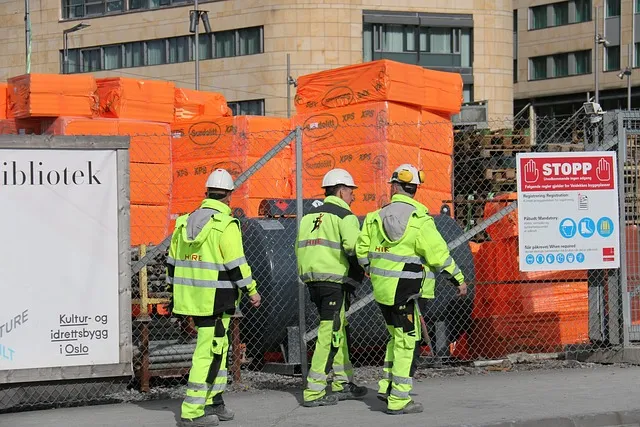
[206,404,235,421]
[302,394,339,407]
[385,401,424,415]
[376,392,388,403]
[178,414,220,427]
[333,383,368,401]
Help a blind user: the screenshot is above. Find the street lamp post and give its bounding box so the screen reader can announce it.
[593,6,610,105]
[189,4,211,90]
[618,43,633,111]
[63,23,90,74]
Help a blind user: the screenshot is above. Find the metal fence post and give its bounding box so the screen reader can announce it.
[619,119,631,347]
[295,125,308,386]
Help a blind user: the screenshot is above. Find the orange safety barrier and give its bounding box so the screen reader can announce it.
[44,117,172,164]
[294,59,463,115]
[174,88,232,122]
[484,192,518,240]
[131,163,171,206]
[97,77,175,123]
[0,83,7,119]
[472,281,588,319]
[171,116,292,162]
[131,204,170,246]
[474,237,588,283]
[470,311,589,359]
[7,74,99,119]
[294,101,422,147]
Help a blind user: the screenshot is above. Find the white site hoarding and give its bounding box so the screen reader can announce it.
[0,136,132,383]
[517,151,620,272]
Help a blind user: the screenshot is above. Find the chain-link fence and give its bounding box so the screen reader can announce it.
[1,108,638,413]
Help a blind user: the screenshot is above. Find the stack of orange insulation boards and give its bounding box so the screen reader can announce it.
[469,192,590,359]
[292,59,463,217]
[0,74,293,246]
[169,115,292,227]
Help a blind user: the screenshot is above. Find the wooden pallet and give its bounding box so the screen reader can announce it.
[485,168,516,182]
[572,128,585,144]
[481,147,531,158]
[545,143,585,152]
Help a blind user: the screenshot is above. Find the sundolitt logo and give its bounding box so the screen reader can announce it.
[0,161,102,186]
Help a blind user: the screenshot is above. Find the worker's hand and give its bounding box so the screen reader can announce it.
[249,293,261,308]
[457,282,468,297]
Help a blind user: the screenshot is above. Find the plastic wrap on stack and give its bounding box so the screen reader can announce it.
[294,59,463,116]
[174,87,232,122]
[7,74,99,119]
[0,83,7,119]
[97,77,175,123]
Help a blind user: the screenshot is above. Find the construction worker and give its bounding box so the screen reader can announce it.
[295,168,368,407]
[355,163,467,415]
[166,168,262,427]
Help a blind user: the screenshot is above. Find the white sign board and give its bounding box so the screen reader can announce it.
[0,149,120,370]
[517,151,620,272]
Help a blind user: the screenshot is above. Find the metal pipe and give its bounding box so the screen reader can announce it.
[287,53,291,118]
[295,126,308,386]
[148,346,196,357]
[194,0,199,90]
[628,43,633,111]
[63,33,68,74]
[594,5,599,105]
[149,354,193,363]
[25,0,31,73]
[148,361,193,370]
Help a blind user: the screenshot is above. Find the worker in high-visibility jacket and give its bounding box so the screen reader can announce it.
[355,163,467,415]
[166,168,262,427]
[295,168,368,407]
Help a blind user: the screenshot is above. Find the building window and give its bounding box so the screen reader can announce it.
[103,45,122,70]
[575,0,591,21]
[530,57,548,80]
[364,23,473,69]
[239,27,262,56]
[513,9,518,83]
[605,45,620,71]
[636,0,640,13]
[605,0,620,17]
[636,43,640,68]
[169,36,191,64]
[530,5,548,29]
[553,2,569,26]
[575,50,591,74]
[529,0,591,29]
[552,54,569,77]
[529,49,591,80]
[62,0,193,19]
[228,99,265,116]
[61,26,264,74]
[62,0,123,19]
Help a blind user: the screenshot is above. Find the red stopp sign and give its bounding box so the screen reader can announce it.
[519,155,614,192]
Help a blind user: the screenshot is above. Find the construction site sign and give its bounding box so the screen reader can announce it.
[516,151,620,272]
[0,148,121,371]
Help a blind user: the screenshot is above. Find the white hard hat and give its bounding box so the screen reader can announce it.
[321,168,357,188]
[205,168,235,191]
[389,163,425,185]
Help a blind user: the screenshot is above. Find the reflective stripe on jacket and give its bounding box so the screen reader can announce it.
[355,194,464,305]
[166,198,257,317]
[295,196,363,289]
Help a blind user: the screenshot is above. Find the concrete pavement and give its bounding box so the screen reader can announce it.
[2,365,640,427]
